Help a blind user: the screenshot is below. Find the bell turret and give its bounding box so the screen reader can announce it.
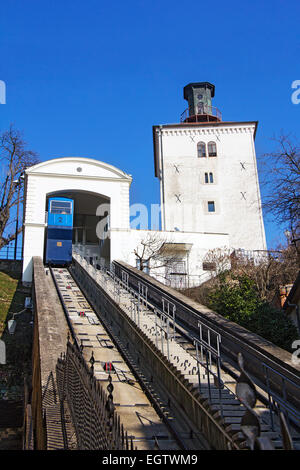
[181,82,221,123]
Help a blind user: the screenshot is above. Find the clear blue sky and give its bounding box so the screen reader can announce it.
[1,0,299,249]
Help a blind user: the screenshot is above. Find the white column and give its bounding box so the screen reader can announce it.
[83,228,86,256]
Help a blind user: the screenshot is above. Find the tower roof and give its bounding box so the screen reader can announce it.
[183,82,215,100]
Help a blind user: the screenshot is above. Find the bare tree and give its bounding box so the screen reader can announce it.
[0,125,38,249]
[202,246,232,278]
[200,245,299,303]
[232,249,299,302]
[133,232,180,276]
[261,135,300,258]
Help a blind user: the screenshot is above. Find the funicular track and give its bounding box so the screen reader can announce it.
[49,266,193,451]
[50,253,299,450]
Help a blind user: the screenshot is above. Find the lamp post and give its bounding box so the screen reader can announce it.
[13,174,23,260]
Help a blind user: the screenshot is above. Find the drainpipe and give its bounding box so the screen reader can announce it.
[158,126,166,231]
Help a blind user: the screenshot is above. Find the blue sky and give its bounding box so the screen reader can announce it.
[1,0,299,249]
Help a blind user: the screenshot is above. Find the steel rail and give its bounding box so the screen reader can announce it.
[49,266,81,351]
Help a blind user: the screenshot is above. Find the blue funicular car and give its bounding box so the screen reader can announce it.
[45,197,74,265]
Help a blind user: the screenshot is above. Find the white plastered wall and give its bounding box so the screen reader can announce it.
[110,228,230,286]
[156,123,266,251]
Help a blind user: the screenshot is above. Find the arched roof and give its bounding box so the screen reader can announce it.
[26,156,132,181]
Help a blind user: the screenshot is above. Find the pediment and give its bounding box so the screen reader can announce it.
[26,157,131,180]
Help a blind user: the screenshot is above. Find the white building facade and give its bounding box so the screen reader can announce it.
[22,82,266,288]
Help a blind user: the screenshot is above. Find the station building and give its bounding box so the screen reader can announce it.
[22,157,131,283]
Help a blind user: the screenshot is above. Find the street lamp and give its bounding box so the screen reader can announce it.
[284,229,300,247]
[13,174,24,260]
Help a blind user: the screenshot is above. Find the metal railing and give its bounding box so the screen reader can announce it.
[56,341,135,450]
[262,362,300,430]
[0,245,22,260]
[180,105,222,122]
[70,255,189,449]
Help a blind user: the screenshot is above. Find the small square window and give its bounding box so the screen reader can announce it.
[208,201,215,212]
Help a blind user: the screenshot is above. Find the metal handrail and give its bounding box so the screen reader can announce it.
[262,362,300,428]
[180,105,222,122]
[0,245,22,260]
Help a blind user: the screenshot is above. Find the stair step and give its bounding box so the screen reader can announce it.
[211,404,246,411]
[203,399,240,406]
[214,410,245,418]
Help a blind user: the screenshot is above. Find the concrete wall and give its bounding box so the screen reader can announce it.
[31,257,71,449]
[0,259,22,275]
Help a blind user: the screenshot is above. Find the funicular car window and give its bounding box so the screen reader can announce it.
[50,201,72,214]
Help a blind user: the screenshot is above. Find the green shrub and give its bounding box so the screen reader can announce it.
[207,273,298,351]
[248,302,298,351]
[208,274,260,324]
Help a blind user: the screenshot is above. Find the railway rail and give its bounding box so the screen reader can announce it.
[49,266,197,450]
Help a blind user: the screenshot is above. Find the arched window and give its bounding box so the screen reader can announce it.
[208,141,217,157]
[197,141,206,158]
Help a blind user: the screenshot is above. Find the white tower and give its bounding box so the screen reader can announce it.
[153,82,266,251]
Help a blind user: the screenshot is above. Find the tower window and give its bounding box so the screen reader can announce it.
[208,141,217,157]
[208,201,215,212]
[204,172,214,183]
[197,142,206,158]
